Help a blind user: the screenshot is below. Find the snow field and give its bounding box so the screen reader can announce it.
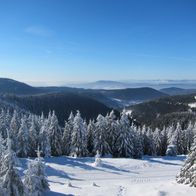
[19,155,196,196]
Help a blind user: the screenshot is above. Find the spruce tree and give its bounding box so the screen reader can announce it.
[24,147,50,195]
[87,120,96,155]
[94,114,110,156]
[62,112,74,155]
[116,110,134,158]
[29,116,39,157]
[70,111,88,157]
[133,126,143,159]
[48,111,62,156]
[176,134,196,187]
[39,120,51,158]
[0,134,24,196]
[17,117,30,157]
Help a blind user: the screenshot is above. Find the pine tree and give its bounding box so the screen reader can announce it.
[105,111,119,156]
[39,120,51,158]
[161,126,168,156]
[116,110,134,158]
[0,134,24,196]
[17,117,30,157]
[29,116,39,157]
[146,128,156,156]
[24,147,50,195]
[172,123,185,154]
[185,121,194,153]
[93,150,102,167]
[153,128,163,156]
[87,120,96,155]
[9,110,20,152]
[48,111,62,156]
[62,112,74,155]
[0,109,6,138]
[176,134,196,187]
[133,126,143,159]
[94,114,110,156]
[70,111,88,157]
[0,133,5,158]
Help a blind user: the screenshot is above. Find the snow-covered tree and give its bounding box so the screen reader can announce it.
[153,128,163,156]
[0,133,5,158]
[39,120,51,158]
[24,147,50,195]
[17,117,30,157]
[93,150,102,167]
[70,111,88,157]
[166,144,177,156]
[185,121,194,153]
[87,119,96,155]
[94,114,110,156]
[29,116,39,157]
[144,128,155,156]
[48,111,62,156]
[176,133,196,187]
[172,123,185,154]
[105,111,119,156]
[62,112,74,155]
[0,109,11,139]
[116,110,134,158]
[161,126,168,156]
[0,110,6,139]
[0,134,24,196]
[133,126,143,159]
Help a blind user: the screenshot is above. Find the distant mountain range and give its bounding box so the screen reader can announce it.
[160,87,196,96]
[1,78,196,125]
[0,78,167,108]
[0,78,42,95]
[127,93,196,128]
[67,80,196,90]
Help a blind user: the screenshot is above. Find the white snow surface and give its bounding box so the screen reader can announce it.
[125,110,132,115]
[19,156,196,196]
[188,103,196,108]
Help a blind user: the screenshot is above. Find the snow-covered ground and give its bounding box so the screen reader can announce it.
[188,96,196,108]
[20,156,196,196]
[188,103,196,108]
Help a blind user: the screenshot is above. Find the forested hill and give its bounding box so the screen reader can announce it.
[129,93,196,129]
[0,78,168,109]
[0,78,42,95]
[1,93,116,126]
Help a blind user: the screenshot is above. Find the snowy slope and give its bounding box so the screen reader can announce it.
[20,156,196,196]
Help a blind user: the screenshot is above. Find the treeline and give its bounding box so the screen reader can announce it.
[0,109,196,158]
[130,93,196,129]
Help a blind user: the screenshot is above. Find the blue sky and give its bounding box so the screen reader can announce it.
[0,0,196,85]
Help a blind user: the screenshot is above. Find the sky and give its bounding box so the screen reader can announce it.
[0,0,196,85]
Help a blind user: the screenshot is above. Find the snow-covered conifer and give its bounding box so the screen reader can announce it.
[48,111,62,156]
[116,110,134,157]
[176,134,196,187]
[29,116,39,157]
[0,134,24,196]
[62,112,74,155]
[94,114,110,156]
[39,120,51,158]
[87,119,96,155]
[17,117,30,157]
[133,126,143,159]
[93,150,102,167]
[106,111,119,156]
[0,133,5,158]
[153,128,163,156]
[70,111,88,157]
[24,147,50,195]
